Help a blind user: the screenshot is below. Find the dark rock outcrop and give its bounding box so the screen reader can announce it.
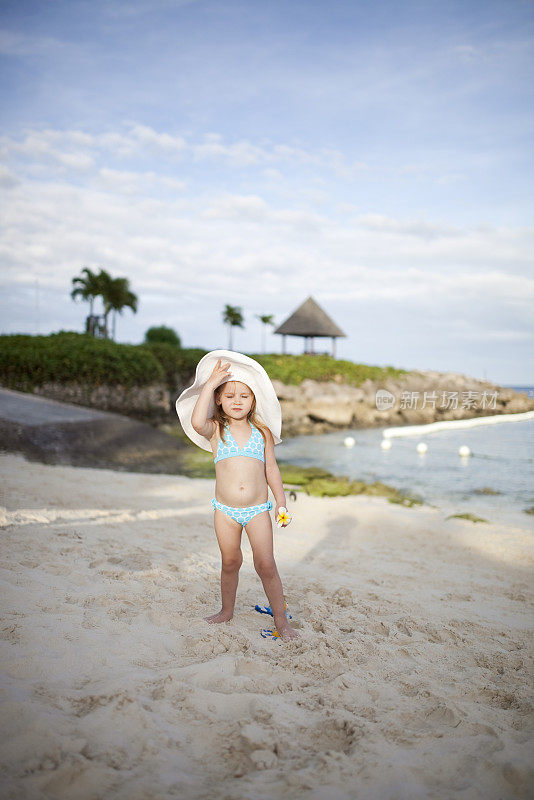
[32,381,170,423]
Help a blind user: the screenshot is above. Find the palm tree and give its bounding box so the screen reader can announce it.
[222,304,244,350]
[71,267,138,339]
[102,274,138,340]
[71,266,102,321]
[92,269,113,338]
[255,313,275,353]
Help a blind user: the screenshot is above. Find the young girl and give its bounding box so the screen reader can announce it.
[176,351,299,642]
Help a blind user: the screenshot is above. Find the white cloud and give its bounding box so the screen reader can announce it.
[2,169,532,314]
[128,124,187,154]
[103,0,200,18]
[0,129,95,171]
[1,124,533,373]
[0,29,70,57]
[355,214,459,240]
[192,136,266,166]
[96,167,186,195]
[451,44,480,63]
[0,165,20,188]
[201,194,270,221]
[0,125,369,176]
[470,329,533,342]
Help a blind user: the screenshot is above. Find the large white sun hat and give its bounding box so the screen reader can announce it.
[175,349,282,452]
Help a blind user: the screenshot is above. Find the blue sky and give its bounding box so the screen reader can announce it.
[1,0,533,383]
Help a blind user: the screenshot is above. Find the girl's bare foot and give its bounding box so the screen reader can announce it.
[204,610,233,624]
[275,622,300,641]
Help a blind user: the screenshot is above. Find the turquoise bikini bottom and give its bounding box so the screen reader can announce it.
[212,498,273,526]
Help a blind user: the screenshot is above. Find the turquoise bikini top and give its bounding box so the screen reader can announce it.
[214,420,265,464]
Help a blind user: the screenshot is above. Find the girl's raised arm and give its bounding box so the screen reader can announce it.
[191,359,231,438]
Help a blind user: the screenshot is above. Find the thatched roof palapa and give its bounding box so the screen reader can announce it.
[274,296,346,356]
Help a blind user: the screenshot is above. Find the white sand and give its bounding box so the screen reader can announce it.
[1,451,533,800]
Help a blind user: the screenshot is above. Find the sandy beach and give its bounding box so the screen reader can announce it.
[1,451,533,800]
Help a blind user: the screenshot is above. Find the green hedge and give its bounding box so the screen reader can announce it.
[0,332,165,390]
[140,343,207,391]
[0,332,406,394]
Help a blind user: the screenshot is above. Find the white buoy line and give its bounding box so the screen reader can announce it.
[342,410,532,460]
[382,410,534,439]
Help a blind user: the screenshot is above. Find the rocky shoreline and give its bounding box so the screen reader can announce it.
[273,371,534,436]
[23,370,534,437]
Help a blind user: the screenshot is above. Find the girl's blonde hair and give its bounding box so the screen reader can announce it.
[213,381,270,445]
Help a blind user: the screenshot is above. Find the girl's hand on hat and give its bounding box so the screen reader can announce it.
[208,359,232,387]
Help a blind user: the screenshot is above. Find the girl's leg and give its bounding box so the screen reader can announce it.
[244,510,300,640]
[205,508,243,623]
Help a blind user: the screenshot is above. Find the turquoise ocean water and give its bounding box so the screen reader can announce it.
[277,387,534,528]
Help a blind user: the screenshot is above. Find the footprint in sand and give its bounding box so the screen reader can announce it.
[331,587,355,607]
[423,703,463,728]
[106,553,153,571]
[307,715,361,755]
[393,617,461,644]
[69,691,130,717]
[500,750,534,796]
[477,687,532,712]
[368,621,390,637]
[41,754,92,795]
[394,618,413,637]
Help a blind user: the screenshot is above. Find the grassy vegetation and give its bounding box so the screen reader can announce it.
[278,462,420,502]
[0,335,407,395]
[247,352,407,387]
[445,513,489,523]
[387,495,425,508]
